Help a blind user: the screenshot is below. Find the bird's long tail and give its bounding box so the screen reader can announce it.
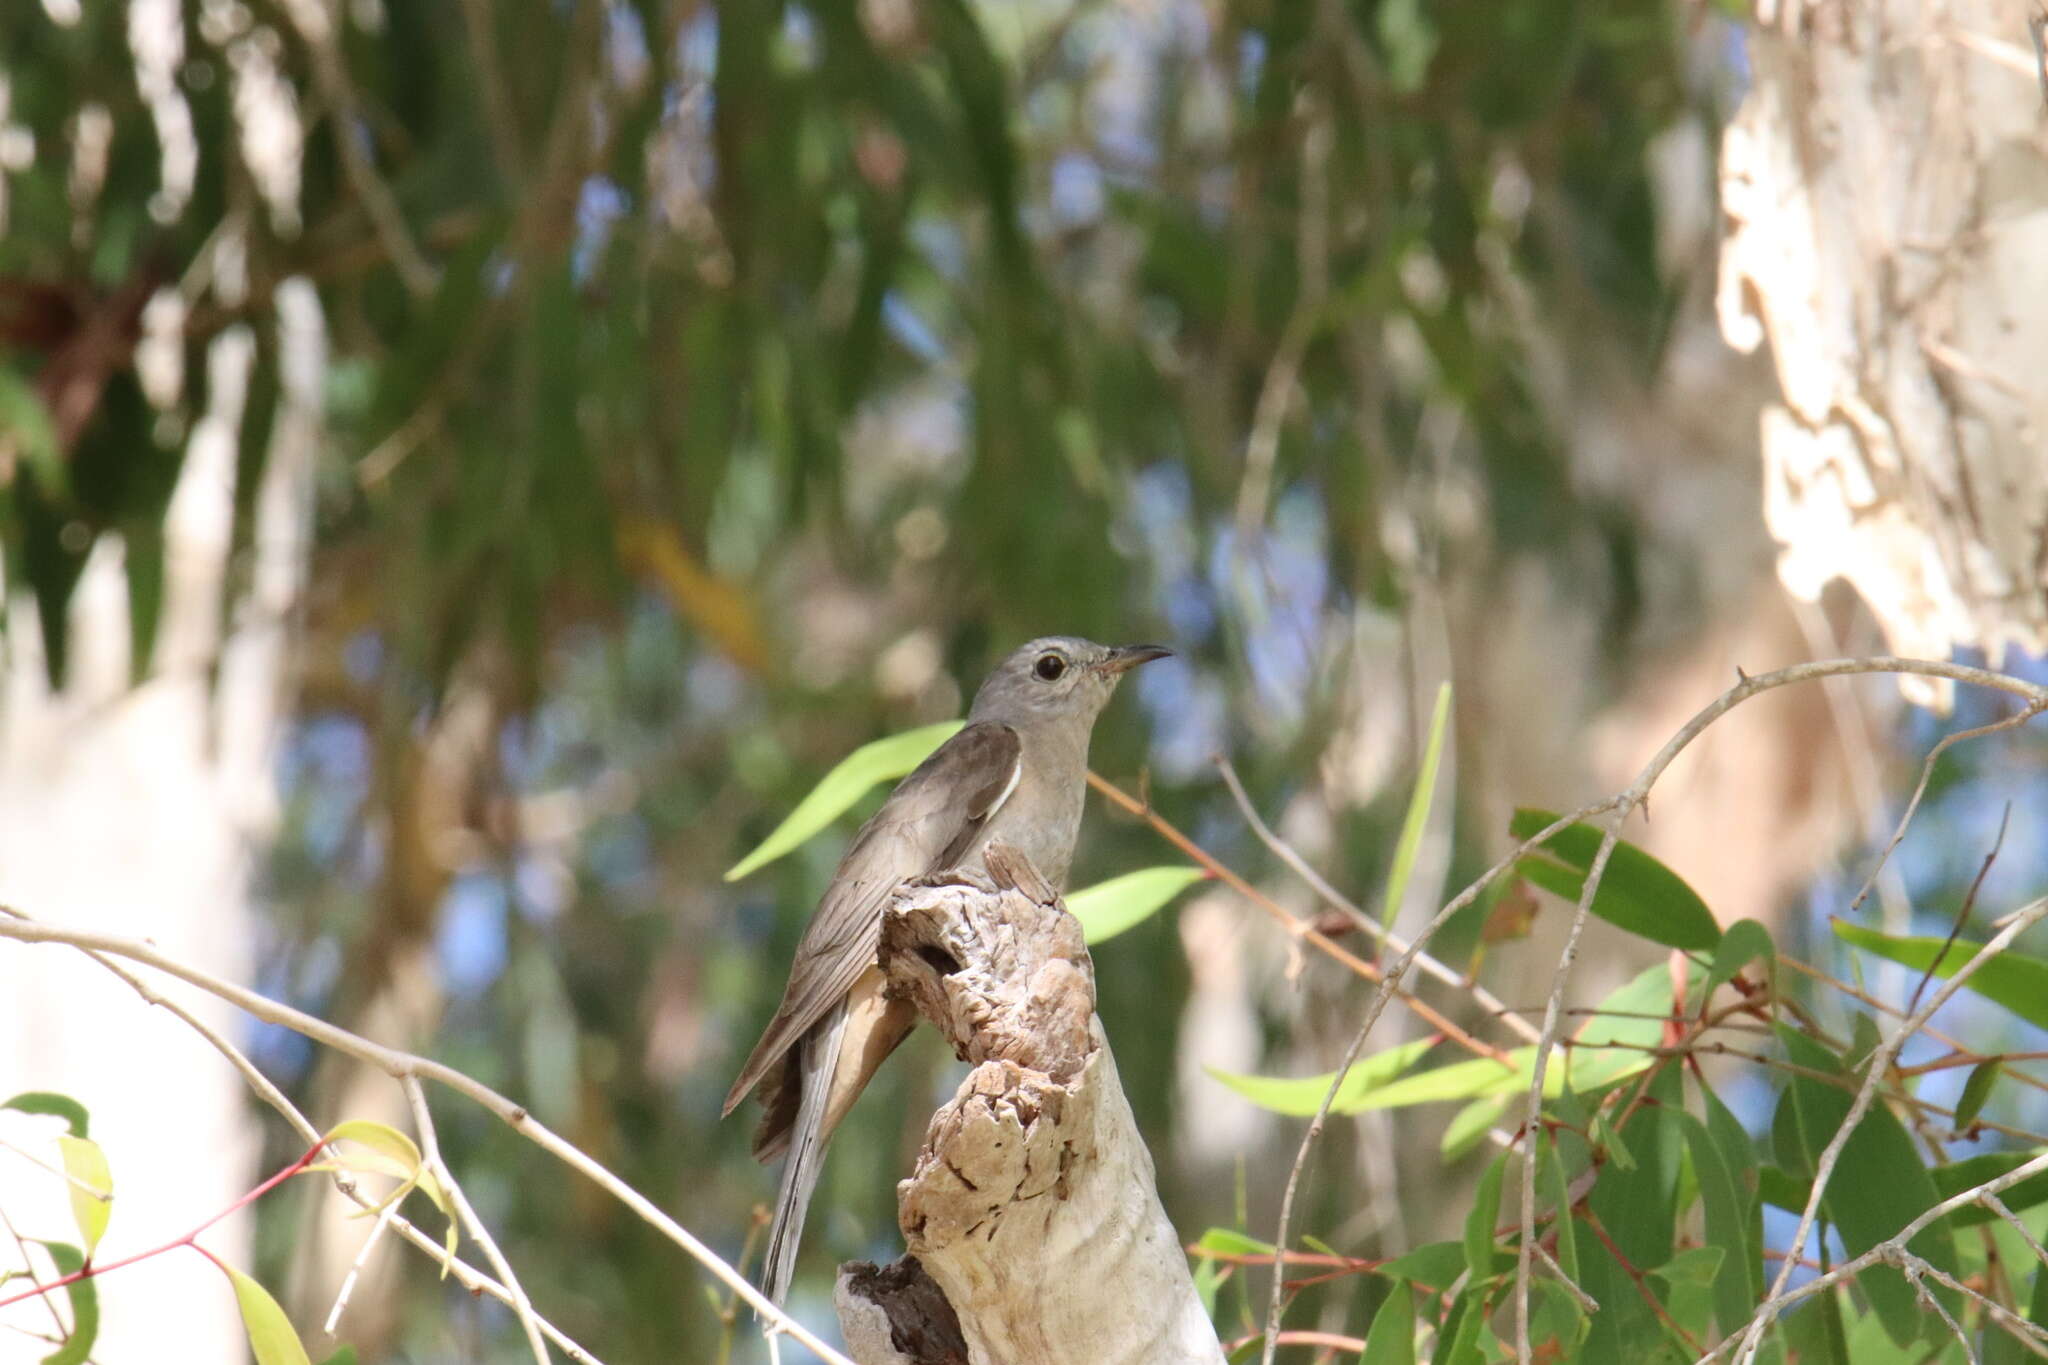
[763,998,849,1305]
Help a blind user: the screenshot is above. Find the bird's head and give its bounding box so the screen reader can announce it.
[967,636,1172,729]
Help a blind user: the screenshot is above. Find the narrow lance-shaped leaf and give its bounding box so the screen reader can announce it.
[1510,808,1721,950]
[1066,866,1205,944]
[53,1136,111,1256]
[1205,1036,1437,1117]
[1832,918,2048,1030]
[1361,1280,1416,1365]
[222,1263,314,1365]
[725,720,964,881]
[1463,1151,1507,1281]
[1774,1025,1962,1346]
[1439,1094,1507,1160]
[34,1241,97,1365]
[1192,1227,1274,1258]
[1955,1060,2001,1131]
[321,1119,459,1271]
[1382,681,1451,929]
[2,1092,90,1136]
[1704,917,1775,1010]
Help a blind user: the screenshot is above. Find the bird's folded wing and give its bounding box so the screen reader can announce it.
[721,721,1023,1114]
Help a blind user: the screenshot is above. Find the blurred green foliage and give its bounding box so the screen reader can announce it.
[8,0,2048,1361]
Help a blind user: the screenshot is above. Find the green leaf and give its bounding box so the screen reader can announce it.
[1651,1245,1723,1287]
[1439,1095,1507,1160]
[1380,1240,1472,1290]
[1529,1277,1589,1359]
[1431,1285,1485,1365]
[35,1241,97,1365]
[1677,1107,1759,1337]
[1775,1026,1961,1345]
[1832,919,2048,1030]
[1346,961,1681,1113]
[1593,1110,1635,1171]
[1382,682,1451,928]
[0,370,65,494]
[1192,1226,1274,1257]
[2,1092,91,1137]
[724,720,964,880]
[1986,1256,2048,1365]
[1510,809,1721,950]
[1704,918,1775,1007]
[54,1136,111,1256]
[1652,1246,1724,1345]
[1929,1150,2048,1225]
[1361,1280,1416,1365]
[1066,866,1204,944]
[1463,1152,1507,1280]
[1540,1132,1579,1280]
[321,1119,458,1270]
[223,1263,314,1365]
[1205,1036,1437,1116]
[1954,1060,2001,1130]
[317,1350,359,1365]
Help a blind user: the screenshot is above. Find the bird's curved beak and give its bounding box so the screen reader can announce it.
[1102,643,1173,675]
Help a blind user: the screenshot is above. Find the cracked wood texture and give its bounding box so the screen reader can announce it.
[833,844,1225,1365]
[1718,0,2048,708]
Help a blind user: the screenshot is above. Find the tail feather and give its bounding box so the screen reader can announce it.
[763,1000,848,1305]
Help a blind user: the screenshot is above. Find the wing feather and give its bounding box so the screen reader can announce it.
[722,721,1023,1115]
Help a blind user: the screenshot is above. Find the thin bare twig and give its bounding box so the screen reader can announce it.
[0,909,852,1365]
[1086,772,1522,1065]
[1515,661,2048,1364]
[1728,892,2048,1364]
[1909,802,2011,1015]
[1213,756,1544,1044]
[1848,706,2045,917]
[403,1077,549,1365]
[0,906,606,1363]
[1693,1145,2048,1364]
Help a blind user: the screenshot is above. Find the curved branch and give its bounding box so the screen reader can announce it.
[0,906,853,1365]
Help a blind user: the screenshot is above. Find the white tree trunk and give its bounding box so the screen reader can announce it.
[1719,0,2048,706]
[835,849,1225,1365]
[0,283,322,1361]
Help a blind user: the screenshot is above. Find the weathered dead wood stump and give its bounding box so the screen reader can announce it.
[833,844,1224,1365]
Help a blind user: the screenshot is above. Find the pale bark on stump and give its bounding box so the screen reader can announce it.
[834,845,1225,1365]
[1719,0,2048,707]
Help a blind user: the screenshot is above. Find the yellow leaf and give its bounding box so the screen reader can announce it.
[322,1120,423,1184]
[222,1264,313,1365]
[54,1136,111,1257]
[617,518,770,673]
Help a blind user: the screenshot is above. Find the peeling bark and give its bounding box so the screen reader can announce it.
[834,844,1225,1365]
[1719,0,2048,706]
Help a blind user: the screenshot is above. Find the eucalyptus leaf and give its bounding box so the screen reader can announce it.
[1832,919,2048,1030]
[34,1241,96,1365]
[1463,1152,1507,1280]
[1775,1025,1961,1345]
[1510,809,1721,950]
[1704,917,1775,1007]
[1382,682,1451,929]
[1362,1279,1416,1365]
[1954,1060,2000,1130]
[223,1263,314,1365]
[1206,1036,1437,1116]
[725,721,964,881]
[1439,1094,1507,1159]
[2,1092,90,1137]
[53,1136,111,1256]
[1066,865,1204,944]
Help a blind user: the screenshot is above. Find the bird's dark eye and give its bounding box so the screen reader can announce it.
[1034,653,1066,681]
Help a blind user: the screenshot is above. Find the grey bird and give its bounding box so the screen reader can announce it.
[723,635,1171,1303]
